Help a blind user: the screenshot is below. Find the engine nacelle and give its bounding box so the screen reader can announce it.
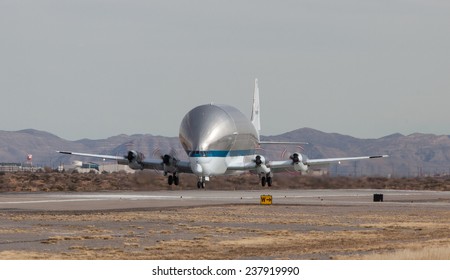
[126,150,145,170]
[254,155,266,166]
[254,155,270,174]
[291,153,309,173]
[161,154,178,173]
[162,154,177,166]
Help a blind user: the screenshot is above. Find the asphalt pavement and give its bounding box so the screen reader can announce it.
[0,189,448,211]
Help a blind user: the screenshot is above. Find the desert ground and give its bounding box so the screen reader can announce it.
[0,171,449,259]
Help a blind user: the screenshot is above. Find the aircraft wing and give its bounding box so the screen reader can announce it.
[58,151,125,161]
[227,155,388,172]
[267,155,389,170]
[57,151,193,173]
[305,155,388,166]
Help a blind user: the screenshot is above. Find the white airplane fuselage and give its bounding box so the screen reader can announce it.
[179,104,259,179]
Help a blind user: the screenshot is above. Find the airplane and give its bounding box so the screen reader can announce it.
[58,79,388,188]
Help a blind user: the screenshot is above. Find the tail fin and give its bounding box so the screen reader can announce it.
[251,78,261,140]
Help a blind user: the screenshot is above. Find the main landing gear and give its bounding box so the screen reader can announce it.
[260,173,272,187]
[167,173,179,186]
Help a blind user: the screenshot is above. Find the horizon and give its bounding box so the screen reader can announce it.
[4,126,448,142]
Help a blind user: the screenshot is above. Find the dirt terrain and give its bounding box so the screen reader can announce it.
[0,172,449,260]
[0,202,449,259]
[2,171,450,192]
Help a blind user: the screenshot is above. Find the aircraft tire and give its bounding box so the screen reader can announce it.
[168,175,174,185]
[261,176,266,187]
[267,176,272,187]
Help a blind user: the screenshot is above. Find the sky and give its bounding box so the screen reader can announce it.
[1,0,450,140]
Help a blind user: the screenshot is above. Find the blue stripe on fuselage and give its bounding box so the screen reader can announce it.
[188,150,256,157]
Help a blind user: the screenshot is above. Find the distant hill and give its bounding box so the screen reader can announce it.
[1,128,450,177]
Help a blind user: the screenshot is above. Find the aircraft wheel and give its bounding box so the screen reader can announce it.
[267,176,272,187]
[261,176,266,187]
[174,176,179,186]
[197,181,202,189]
[168,175,174,185]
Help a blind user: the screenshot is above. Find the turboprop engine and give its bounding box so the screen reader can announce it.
[253,154,273,186]
[161,153,179,175]
[126,150,145,170]
[291,153,309,173]
[254,155,265,166]
[253,155,270,174]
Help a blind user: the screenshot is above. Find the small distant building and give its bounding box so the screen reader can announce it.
[58,161,135,174]
[100,163,135,173]
[0,162,42,172]
[309,168,329,176]
[74,161,98,173]
[0,163,22,172]
[81,162,99,171]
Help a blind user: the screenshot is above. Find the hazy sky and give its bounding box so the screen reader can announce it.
[1,0,450,140]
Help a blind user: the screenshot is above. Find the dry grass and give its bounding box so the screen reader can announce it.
[0,204,449,260]
[362,245,450,260]
[2,171,450,192]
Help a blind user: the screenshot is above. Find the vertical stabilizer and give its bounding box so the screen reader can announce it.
[251,78,261,140]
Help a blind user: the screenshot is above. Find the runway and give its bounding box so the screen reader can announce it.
[0,189,449,211]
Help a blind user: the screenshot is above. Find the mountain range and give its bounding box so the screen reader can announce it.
[1,128,450,177]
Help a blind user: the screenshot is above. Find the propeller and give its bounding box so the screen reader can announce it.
[127,151,135,162]
[126,150,145,163]
[152,144,181,172]
[280,145,307,174]
[254,155,264,166]
[122,140,145,163]
[281,145,305,160]
[290,153,300,163]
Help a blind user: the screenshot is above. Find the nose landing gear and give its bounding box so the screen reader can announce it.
[197,176,208,189]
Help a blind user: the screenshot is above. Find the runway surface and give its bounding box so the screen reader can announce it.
[0,189,449,211]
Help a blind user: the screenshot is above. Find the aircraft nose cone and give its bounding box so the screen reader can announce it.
[190,157,213,176]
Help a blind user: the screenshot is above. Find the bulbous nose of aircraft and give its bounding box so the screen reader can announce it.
[179,104,237,154]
